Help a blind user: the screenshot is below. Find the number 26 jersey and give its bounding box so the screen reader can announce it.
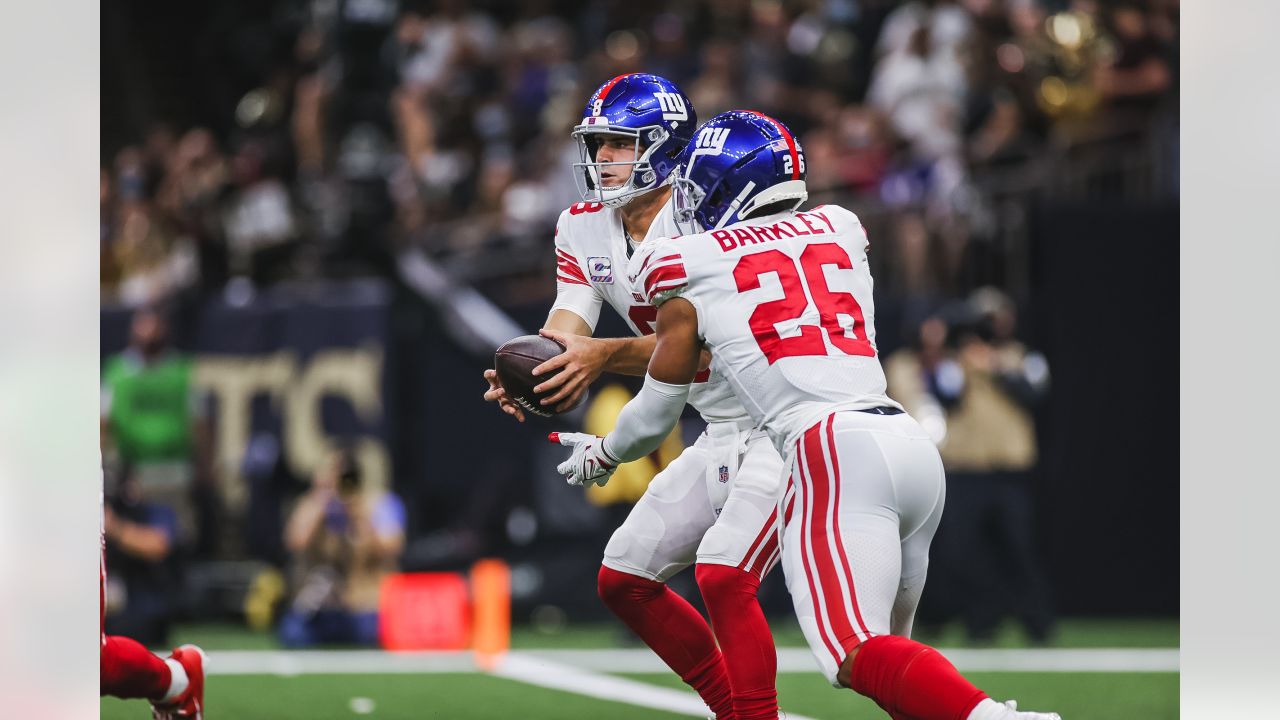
[629,204,900,454]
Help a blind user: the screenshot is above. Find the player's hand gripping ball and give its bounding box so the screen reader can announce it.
[550,432,617,487]
[493,335,587,418]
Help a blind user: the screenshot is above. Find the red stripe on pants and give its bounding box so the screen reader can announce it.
[749,523,779,579]
[796,424,845,667]
[821,415,872,643]
[802,421,861,656]
[737,506,778,575]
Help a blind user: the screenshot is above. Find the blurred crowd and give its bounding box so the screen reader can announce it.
[102,0,1178,309]
[100,306,406,646]
[100,0,1179,644]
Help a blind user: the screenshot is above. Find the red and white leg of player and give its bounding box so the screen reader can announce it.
[599,424,742,720]
[781,411,1059,720]
[599,421,786,720]
[694,427,787,720]
[101,546,206,717]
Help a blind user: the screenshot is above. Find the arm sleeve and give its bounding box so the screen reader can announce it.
[599,374,691,465]
[548,211,603,330]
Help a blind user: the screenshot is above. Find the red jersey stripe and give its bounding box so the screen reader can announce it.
[556,249,585,269]
[557,273,590,287]
[643,262,687,300]
[557,264,588,284]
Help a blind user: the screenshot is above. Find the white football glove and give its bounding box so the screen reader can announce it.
[550,432,619,487]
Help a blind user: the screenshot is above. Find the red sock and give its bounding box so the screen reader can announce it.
[696,563,778,720]
[598,565,736,719]
[100,635,171,700]
[849,635,987,720]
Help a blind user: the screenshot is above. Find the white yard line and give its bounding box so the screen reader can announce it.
[493,652,812,719]
[205,646,1179,676]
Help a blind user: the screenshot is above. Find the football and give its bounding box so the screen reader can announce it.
[494,334,584,417]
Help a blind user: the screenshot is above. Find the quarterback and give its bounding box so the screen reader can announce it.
[485,75,786,719]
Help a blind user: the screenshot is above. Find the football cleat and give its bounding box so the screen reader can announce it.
[151,644,206,720]
[1000,699,1061,720]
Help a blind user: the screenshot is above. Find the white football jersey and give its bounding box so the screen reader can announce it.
[549,198,750,424]
[629,204,901,453]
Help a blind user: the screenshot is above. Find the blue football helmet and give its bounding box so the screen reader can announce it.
[672,110,809,235]
[572,73,697,208]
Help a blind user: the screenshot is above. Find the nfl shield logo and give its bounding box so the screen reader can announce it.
[718,465,729,483]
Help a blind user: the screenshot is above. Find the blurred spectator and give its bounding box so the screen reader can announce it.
[1095,1,1172,115]
[280,446,406,648]
[103,465,182,647]
[221,137,301,284]
[242,432,298,569]
[101,304,216,556]
[103,147,201,307]
[686,38,742,123]
[928,287,1055,643]
[867,7,967,163]
[884,315,955,445]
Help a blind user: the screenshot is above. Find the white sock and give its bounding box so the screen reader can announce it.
[966,698,1008,720]
[159,658,189,703]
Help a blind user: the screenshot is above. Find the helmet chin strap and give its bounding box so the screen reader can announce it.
[714,181,758,229]
[599,160,665,207]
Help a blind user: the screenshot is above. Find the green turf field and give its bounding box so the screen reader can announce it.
[102,618,1178,719]
[102,669,1178,719]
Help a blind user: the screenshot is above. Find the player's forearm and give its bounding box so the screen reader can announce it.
[599,334,658,376]
[600,374,690,463]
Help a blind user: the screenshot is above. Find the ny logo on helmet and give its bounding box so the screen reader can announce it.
[685,127,731,174]
[654,92,688,122]
[695,127,730,153]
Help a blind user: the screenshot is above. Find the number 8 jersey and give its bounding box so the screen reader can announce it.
[629,204,901,454]
[550,198,752,425]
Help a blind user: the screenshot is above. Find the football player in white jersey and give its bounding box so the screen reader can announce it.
[483,76,786,719]
[554,111,1062,720]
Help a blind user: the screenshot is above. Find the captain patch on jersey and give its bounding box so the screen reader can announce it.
[587,256,614,283]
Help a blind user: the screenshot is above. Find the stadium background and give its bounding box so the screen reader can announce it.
[100,0,1178,717]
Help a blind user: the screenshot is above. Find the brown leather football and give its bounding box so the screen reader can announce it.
[494,334,584,417]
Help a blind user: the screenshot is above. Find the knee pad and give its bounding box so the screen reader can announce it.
[696,487,779,573]
[602,505,666,573]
